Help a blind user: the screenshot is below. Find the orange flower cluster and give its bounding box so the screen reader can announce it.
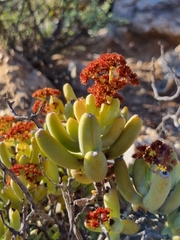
[5,121,36,141]
[9,163,42,185]
[85,207,110,229]
[80,53,139,106]
[133,140,177,172]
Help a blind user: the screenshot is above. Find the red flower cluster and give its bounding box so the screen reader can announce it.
[85,207,110,229]
[80,53,139,106]
[9,163,42,185]
[133,140,177,172]
[5,121,36,141]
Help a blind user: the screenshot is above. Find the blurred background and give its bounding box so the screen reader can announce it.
[0,0,179,86]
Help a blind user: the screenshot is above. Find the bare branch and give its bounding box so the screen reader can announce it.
[4,93,43,128]
[151,59,180,101]
[0,210,19,236]
[0,161,36,210]
[151,43,180,132]
[39,154,84,240]
[156,105,180,131]
[151,43,180,101]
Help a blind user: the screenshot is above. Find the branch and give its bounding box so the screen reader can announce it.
[156,105,180,131]
[151,43,180,131]
[0,210,19,236]
[0,161,36,210]
[4,93,43,128]
[151,43,180,101]
[39,155,84,240]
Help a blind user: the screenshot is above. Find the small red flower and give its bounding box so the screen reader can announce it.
[133,140,177,172]
[80,53,139,106]
[85,207,110,229]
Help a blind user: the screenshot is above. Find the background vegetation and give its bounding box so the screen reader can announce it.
[0,0,117,62]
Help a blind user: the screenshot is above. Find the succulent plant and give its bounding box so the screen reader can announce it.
[0,52,179,239]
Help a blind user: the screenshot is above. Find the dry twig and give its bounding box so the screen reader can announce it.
[151,43,180,132]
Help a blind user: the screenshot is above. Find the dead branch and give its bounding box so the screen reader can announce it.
[151,43,180,132]
[4,93,43,128]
